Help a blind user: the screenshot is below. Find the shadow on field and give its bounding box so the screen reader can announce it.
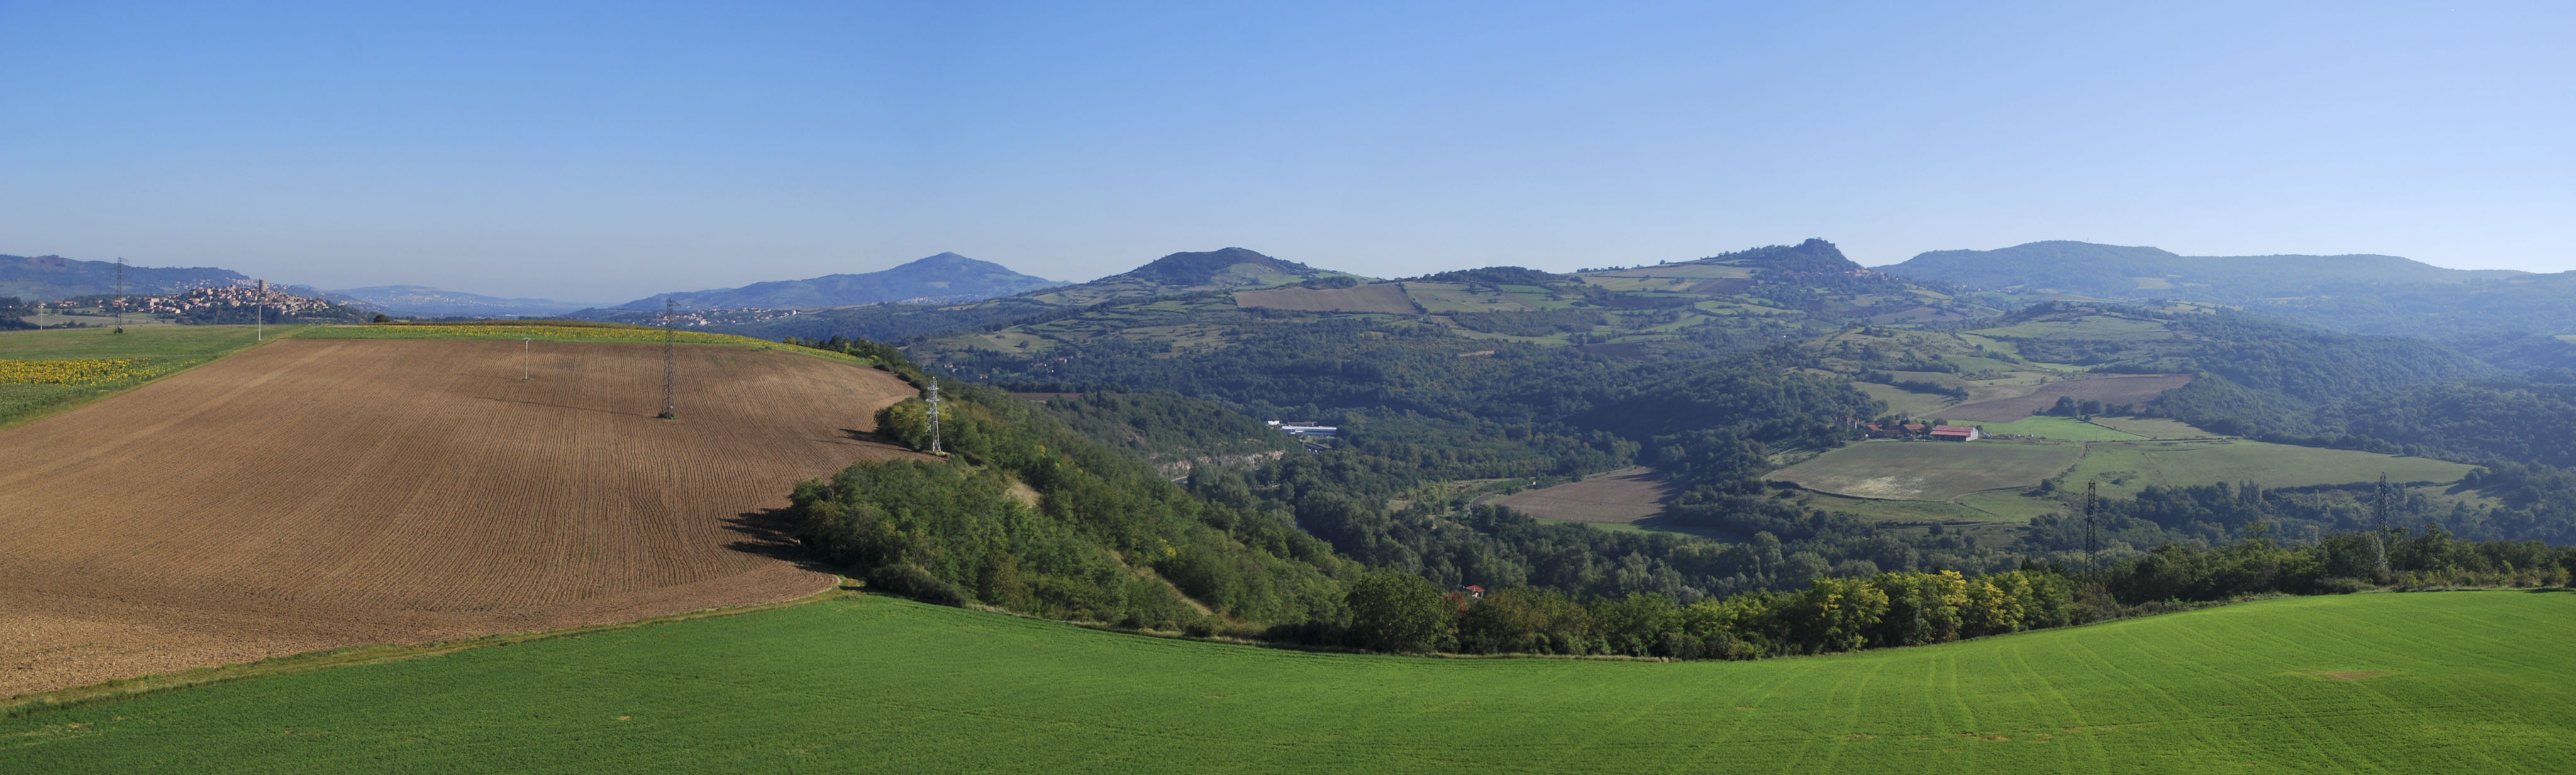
[721,507,838,574]
[830,427,900,447]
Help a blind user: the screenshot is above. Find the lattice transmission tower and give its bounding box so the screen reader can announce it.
[2085,480,2100,577]
[659,299,677,419]
[925,380,942,455]
[2372,471,2391,575]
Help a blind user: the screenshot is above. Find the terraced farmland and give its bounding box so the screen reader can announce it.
[6,591,2570,772]
[0,338,919,696]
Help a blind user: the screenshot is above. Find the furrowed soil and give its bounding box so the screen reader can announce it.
[1230,284,1419,314]
[0,339,920,697]
[1491,467,1679,523]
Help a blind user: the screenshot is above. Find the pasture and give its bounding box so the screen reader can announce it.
[1771,439,2084,502]
[1940,374,2193,422]
[2065,439,2477,501]
[2084,415,2217,439]
[1489,467,1679,524]
[0,338,918,697]
[1973,415,2146,441]
[6,591,2571,772]
[1853,381,1956,417]
[1401,282,1539,313]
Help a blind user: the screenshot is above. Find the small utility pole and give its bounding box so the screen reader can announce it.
[659,299,677,419]
[114,258,126,327]
[255,278,266,340]
[925,380,943,455]
[523,336,531,380]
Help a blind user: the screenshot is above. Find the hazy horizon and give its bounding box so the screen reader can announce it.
[6,2,2569,300]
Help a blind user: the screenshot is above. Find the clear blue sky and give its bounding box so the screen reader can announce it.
[4,1,2569,301]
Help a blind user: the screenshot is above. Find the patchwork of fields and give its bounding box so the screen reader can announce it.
[1773,429,2479,523]
[0,337,916,696]
[6,591,2569,772]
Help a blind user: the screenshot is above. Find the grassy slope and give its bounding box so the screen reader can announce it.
[1783,431,2482,522]
[5,592,2571,772]
[0,324,301,428]
[1976,415,2148,441]
[2068,439,2476,501]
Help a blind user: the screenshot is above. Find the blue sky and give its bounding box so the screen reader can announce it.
[3,1,2569,301]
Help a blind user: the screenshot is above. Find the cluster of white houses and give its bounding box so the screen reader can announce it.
[1267,420,1338,438]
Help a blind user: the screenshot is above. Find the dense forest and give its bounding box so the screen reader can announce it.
[756,255,2576,664]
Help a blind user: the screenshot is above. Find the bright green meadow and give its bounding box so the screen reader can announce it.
[7,591,2570,773]
[0,324,295,428]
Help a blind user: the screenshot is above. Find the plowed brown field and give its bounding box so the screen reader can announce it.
[1491,467,1679,524]
[0,339,921,697]
[1231,284,1419,314]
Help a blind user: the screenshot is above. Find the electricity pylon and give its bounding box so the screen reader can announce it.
[2085,480,2100,577]
[659,299,677,419]
[925,380,942,456]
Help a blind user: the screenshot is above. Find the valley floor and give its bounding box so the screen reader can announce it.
[6,590,2570,772]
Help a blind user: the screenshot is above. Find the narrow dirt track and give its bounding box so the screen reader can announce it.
[0,339,921,697]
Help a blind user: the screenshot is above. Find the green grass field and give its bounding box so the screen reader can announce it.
[2067,439,2477,500]
[5,591,2570,772]
[2085,415,2218,439]
[1853,382,1957,417]
[1775,432,2479,523]
[1975,415,2147,441]
[0,324,298,428]
[1772,439,2084,501]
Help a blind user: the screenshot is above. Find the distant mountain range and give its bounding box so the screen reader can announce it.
[609,252,1063,311]
[1880,240,2576,339]
[708,247,1358,341]
[1882,241,2527,299]
[328,286,599,318]
[1,255,248,299]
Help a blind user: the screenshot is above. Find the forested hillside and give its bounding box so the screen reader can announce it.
[741,241,2576,640]
[780,339,1350,632]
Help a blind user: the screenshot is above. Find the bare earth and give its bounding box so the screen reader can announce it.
[1231,285,1419,314]
[0,339,921,697]
[1941,374,2195,422]
[1491,468,1680,523]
